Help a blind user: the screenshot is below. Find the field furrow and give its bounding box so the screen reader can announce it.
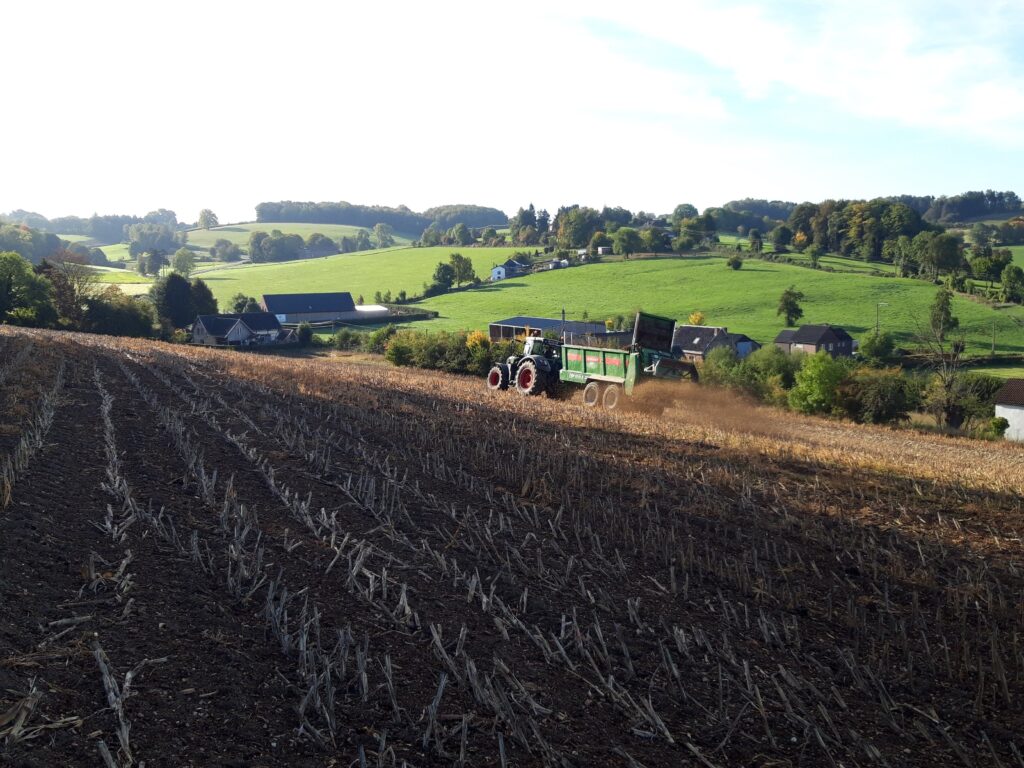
[2,327,1023,767]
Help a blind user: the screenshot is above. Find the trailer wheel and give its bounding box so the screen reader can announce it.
[582,381,602,407]
[602,383,622,410]
[515,359,545,396]
[487,364,510,391]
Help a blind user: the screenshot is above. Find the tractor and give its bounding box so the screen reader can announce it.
[486,312,698,409]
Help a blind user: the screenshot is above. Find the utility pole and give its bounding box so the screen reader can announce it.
[875,302,889,335]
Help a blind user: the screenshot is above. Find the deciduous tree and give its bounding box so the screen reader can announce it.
[777,285,804,326]
[612,227,642,256]
[198,209,219,229]
[372,222,396,248]
[172,247,196,277]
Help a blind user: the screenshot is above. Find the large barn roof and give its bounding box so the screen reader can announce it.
[490,316,610,335]
[995,379,1024,407]
[262,292,355,314]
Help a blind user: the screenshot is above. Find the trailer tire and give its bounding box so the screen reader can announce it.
[515,359,545,396]
[602,383,622,410]
[487,364,510,391]
[582,381,602,407]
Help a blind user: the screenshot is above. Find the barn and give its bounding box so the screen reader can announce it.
[995,379,1024,442]
[261,293,390,324]
[488,316,617,343]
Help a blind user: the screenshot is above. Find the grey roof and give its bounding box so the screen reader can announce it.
[789,324,854,344]
[196,315,239,337]
[262,292,355,314]
[489,316,609,335]
[995,379,1024,407]
[775,329,797,343]
[195,312,282,336]
[725,332,758,345]
[500,259,530,270]
[673,325,728,353]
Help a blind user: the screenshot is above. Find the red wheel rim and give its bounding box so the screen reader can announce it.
[488,370,500,386]
[518,368,533,389]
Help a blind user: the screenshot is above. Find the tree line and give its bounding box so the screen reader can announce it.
[254,201,507,234]
[2,209,186,244]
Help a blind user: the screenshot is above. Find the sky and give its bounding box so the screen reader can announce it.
[3,0,1023,225]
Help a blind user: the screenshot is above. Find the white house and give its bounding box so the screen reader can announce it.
[192,312,289,346]
[995,379,1024,442]
[490,258,530,282]
[596,246,612,256]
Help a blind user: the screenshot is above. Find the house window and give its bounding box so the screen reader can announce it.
[828,343,833,350]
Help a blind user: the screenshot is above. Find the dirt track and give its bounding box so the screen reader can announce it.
[2,328,1023,767]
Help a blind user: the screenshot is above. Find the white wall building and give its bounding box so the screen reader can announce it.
[995,379,1024,442]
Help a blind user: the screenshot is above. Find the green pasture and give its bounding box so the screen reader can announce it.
[100,243,132,262]
[55,233,92,243]
[191,246,533,307]
[90,266,153,286]
[413,256,1024,356]
[965,363,1024,379]
[184,222,415,251]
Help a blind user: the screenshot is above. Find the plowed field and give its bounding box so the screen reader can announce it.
[2,327,1023,767]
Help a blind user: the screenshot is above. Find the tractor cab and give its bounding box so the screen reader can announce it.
[521,336,561,359]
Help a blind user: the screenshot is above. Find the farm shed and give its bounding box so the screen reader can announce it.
[488,316,611,343]
[490,259,530,282]
[192,312,288,346]
[774,324,856,357]
[672,325,761,361]
[995,379,1024,441]
[261,292,388,324]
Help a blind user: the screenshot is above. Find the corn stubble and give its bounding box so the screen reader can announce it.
[1,325,1023,767]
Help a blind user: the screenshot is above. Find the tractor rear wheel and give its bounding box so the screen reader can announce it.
[487,364,510,391]
[582,381,602,407]
[515,359,545,396]
[602,383,622,410]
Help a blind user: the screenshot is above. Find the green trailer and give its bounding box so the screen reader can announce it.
[486,312,697,407]
[558,312,698,408]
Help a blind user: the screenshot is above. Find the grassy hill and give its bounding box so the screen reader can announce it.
[186,246,533,306]
[414,255,1024,356]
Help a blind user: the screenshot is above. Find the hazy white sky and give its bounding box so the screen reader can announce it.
[3,0,1023,224]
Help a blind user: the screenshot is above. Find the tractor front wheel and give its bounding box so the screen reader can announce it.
[487,364,510,391]
[582,381,602,407]
[602,383,622,410]
[515,360,545,396]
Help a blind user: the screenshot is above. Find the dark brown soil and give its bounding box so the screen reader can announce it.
[2,329,1022,767]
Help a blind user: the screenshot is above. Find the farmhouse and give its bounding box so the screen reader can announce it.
[774,324,856,357]
[488,316,613,343]
[490,259,530,282]
[192,312,292,346]
[672,325,761,361]
[995,379,1024,441]
[261,292,389,324]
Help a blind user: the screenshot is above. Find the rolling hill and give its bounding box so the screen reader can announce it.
[182,246,533,305]
[415,255,1024,356]
[183,222,416,251]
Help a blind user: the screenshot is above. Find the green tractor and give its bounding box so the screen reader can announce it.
[487,312,698,408]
